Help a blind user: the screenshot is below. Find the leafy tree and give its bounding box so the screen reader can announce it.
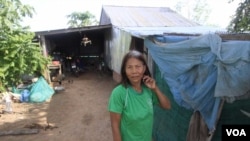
[192,0,211,25]
[227,0,250,32]
[66,11,99,28]
[174,0,211,25]
[0,0,50,91]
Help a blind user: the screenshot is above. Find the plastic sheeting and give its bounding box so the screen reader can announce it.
[29,76,55,103]
[144,34,250,132]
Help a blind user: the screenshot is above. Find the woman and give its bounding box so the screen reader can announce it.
[108,50,171,141]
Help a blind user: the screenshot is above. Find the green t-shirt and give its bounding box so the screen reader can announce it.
[108,84,159,141]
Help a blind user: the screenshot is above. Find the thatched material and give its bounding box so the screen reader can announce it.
[217,33,250,41]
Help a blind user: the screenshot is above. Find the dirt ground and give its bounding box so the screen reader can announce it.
[0,70,116,141]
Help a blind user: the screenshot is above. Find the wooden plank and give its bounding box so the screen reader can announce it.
[0,129,39,136]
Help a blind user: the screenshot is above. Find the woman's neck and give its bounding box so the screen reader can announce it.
[131,83,142,92]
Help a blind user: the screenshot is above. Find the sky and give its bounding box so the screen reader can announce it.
[20,0,240,31]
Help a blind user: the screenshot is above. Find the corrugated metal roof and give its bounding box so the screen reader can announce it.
[35,24,111,35]
[101,5,200,27]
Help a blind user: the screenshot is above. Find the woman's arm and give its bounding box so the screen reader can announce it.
[152,85,171,109]
[143,75,171,109]
[110,112,122,141]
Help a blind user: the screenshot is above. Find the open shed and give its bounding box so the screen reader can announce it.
[35,24,111,75]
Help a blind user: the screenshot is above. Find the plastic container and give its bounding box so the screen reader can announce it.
[3,93,13,113]
[21,89,30,102]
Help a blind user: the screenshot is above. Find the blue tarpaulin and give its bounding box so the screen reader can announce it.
[144,34,250,132]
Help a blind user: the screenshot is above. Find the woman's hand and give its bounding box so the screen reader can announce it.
[143,75,171,109]
[142,75,156,90]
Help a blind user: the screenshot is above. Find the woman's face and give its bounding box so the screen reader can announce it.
[125,57,146,85]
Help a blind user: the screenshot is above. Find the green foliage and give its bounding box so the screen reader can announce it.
[66,11,99,28]
[227,0,250,32]
[192,0,211,25]
[0,0,50,91]
[174,0,211,25]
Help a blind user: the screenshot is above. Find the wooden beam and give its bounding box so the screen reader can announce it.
[0,129,39,136]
